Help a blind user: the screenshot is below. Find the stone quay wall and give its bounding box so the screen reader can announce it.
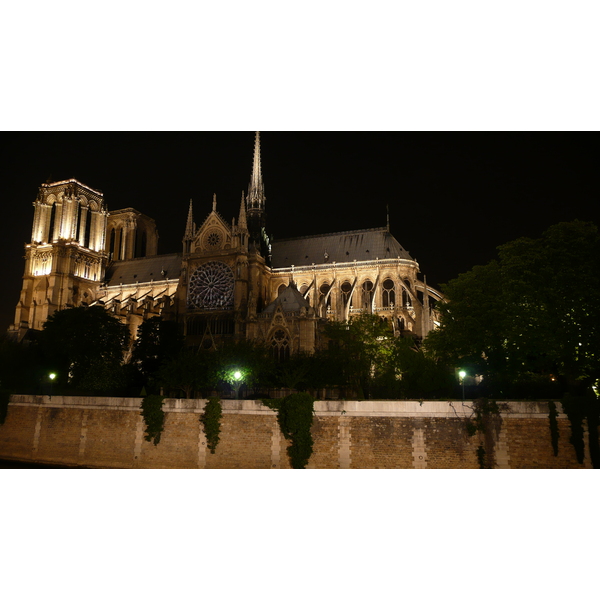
[0,395,592,468]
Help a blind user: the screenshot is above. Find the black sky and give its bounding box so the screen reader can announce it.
[2,132,598,333]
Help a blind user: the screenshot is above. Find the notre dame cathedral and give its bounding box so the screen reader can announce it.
[9,133,442,356]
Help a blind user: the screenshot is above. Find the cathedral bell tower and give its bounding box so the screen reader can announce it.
[10,179,108,340]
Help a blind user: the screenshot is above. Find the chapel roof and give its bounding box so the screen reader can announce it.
[261,284,310,314]
[104,253,182,286]
[270,227,413,268]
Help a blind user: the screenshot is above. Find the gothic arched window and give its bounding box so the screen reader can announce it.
[362,280,374,309]
[382,278,395,307]
[271,328,291,362]
[319,282,331,315]
[341,281,353,307]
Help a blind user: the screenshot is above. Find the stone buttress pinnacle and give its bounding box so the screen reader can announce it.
[238,191,248,230]
[184,199,194,240]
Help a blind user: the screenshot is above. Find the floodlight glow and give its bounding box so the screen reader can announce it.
[233,371,242,381]
[49,373,56,380]
[458,370,466,379]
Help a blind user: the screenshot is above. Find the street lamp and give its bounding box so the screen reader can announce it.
[49,372,56,399]
[458,370,466,402]
[232,370,243,399]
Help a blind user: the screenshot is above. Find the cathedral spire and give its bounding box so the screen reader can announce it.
[247,131,265,211]
[184,199,194,239]
[246,132,268,258]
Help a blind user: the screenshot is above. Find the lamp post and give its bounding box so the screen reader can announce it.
[49,372,56,399]
[232,370,243,399]
[458,370,466,402]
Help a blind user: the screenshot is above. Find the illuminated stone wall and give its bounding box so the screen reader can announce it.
[0,397,591,469]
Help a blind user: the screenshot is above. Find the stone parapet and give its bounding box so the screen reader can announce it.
[0,396,586,469]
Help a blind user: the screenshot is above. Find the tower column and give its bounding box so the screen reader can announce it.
[31,201,43,243]
[68,196,79,240]
[100,211,108,254]
[41,204,52,243]
[78,206,89,246]
[52,202,63,241]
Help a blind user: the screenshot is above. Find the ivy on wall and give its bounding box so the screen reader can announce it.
[476,444,486,469]
[263,393,315,469]
[200,397,222,454]
[141,395,165,445]
[548,401,560,457]
[464,398,509,468]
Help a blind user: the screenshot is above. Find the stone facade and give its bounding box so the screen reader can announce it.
[0,396,590,469]
[9,133,441,352]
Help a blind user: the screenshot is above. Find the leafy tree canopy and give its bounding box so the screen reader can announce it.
[131,317,184,386]
[158,349,220,399]
[425,220,600,396]
[323,313,452,399]
[36,306,130,393]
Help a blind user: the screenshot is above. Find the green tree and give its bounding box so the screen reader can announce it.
[375,336,454,399]
[272,351,330,392]
[35,306,130,394]
[426,221,600,394]
[323,313,394,398]
[158,349,219,399]
[214,339,274,396]
[130,317,184,390]
[0,334,30,392]
[425,221,600,465]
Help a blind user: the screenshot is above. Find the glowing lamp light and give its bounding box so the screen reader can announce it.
[233,371,242,381]
[49,373,56,381]
[458,369,466,402]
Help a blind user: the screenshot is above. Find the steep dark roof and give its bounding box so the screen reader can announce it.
[271,227,412,268]
[262,284,310,314]
[105,253,182,286]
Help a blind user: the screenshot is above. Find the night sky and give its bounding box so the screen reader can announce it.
[2,132,598,332]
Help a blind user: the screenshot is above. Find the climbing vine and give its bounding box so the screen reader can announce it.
[476,444,486,469]
[200,397,222,454]
[263,393,315,469]
[464,398,509,468]
[0,389,10,425]
[561,394,586,464]
[548,400,560,457]
[141,394,165,445]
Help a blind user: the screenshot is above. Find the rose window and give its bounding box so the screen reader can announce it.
[205,229,223,249]
[188,261,234,309]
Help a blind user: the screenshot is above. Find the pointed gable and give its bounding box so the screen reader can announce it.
[193,194,233,252]
[261,284,311,314]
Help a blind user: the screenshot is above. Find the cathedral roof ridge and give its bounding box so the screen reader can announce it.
[109,252,182,264]
[275,226,390,243]
[104,253,182,286]
[270,226,412,268]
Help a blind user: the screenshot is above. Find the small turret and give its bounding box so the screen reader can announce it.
[238,190,248,230]
[235,190,249,252]
[183,199,195,254]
